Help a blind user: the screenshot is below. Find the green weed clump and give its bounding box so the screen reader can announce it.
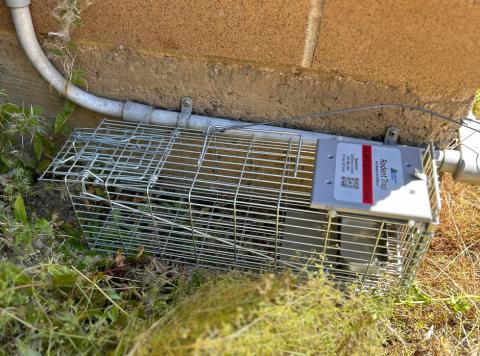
[135,272,393,355]
[0,92,50,185]
[0,259,181,355]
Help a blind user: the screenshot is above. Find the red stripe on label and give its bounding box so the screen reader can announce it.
[362,145,373,205]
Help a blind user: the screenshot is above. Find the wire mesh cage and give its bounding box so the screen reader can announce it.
[41,120,440,290]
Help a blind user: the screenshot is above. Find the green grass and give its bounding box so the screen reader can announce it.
[0,95,182,355]
[0,260,178,355]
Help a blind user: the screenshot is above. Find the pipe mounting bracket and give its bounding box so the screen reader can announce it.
[384,127,400,145]
[177,97,193,128]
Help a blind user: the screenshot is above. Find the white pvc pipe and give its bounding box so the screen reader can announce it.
[122,97,361,142]
[150,107,372,142]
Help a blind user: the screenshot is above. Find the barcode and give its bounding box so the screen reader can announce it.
[341,176,359,189]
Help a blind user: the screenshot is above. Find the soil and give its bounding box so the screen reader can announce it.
[29,183,77,224]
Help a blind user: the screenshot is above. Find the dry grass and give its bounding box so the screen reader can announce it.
[44,0,92,87]
[389,175,480,354]
[48,0,89,42]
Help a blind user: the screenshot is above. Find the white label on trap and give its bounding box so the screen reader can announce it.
[334,143,404,205]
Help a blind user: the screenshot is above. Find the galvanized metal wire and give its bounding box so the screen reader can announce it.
[42,120,439,290]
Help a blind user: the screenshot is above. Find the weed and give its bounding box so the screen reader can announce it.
[44,0,91,90]
[49,0,90,41]
[54,100,76,136]
[0,97,54,201]
[0,168,33,201]
[473,89,480,118]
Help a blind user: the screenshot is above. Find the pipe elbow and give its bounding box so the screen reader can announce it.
[6,1,125,118]
[453,153,480,185]
[436,149,461,174]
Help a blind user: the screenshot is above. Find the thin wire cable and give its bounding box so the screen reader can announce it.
[212,103,480,135]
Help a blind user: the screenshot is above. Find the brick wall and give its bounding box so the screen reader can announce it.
[0,0,478,146]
